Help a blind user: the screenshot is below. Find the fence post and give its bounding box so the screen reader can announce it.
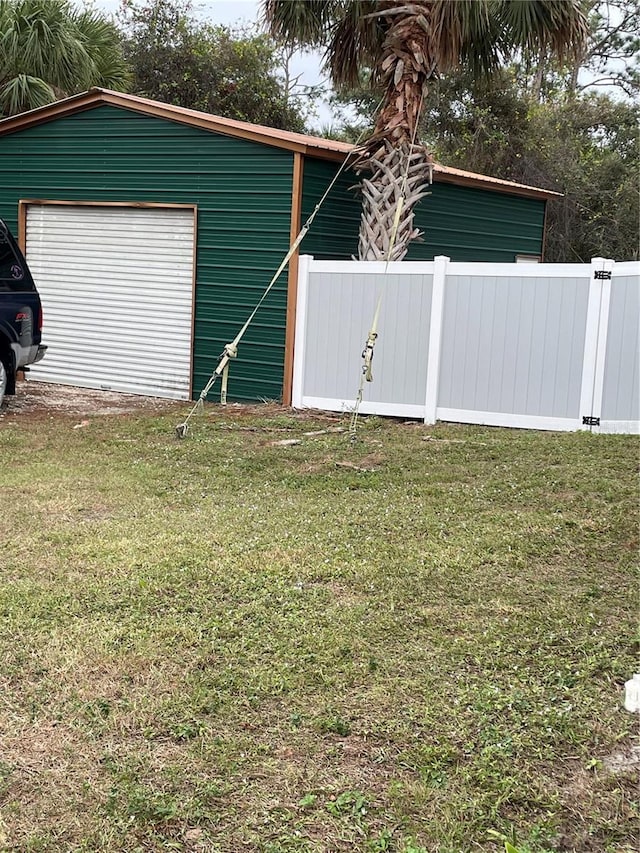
[291,254,313,408]
[424,255,449,424]
[579,257,614,430]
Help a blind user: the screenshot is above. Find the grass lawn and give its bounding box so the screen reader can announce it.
[0,402,637,853]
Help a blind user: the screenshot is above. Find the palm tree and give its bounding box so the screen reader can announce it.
[264,0,587,261]
[0,0,130,117]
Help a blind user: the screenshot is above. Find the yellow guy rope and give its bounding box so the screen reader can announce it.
[175,111,382,439]
[348,90,426,442]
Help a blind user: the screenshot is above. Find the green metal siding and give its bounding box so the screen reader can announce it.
[412,182,545,261]
[0,104,294,402]
[299,157,361,259]
[300,155,545,262]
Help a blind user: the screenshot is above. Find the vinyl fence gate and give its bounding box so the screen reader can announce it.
[292,256,639,434]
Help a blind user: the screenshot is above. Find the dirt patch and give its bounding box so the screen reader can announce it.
[1,380,183,419]
[0,716,108,843]
[602,743,640,775]
[0,381,349,424]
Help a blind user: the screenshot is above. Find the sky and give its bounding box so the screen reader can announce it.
[91,0,335,128]
[88,1,632,125]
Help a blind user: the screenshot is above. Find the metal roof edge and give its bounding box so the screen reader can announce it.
[431,165,562,200]
[0,88,561,200]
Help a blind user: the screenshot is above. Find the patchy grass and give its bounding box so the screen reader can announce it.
[0,403,638,853]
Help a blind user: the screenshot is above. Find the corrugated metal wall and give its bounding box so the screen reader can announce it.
[414,182,545,261]
[25,204,195,398]
[300,157,546,262]
[300,158,361,260]
[0,105,294,401]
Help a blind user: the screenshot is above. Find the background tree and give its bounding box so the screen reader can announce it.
[422,72,638,261]
[530,95,638,261]
[0,0,130,117]
[331,73,638,262]
[568,0,639,97]
[118,0,309,132]
[264,0,587,262]
[325,2,637,262]
[512,0,639,101]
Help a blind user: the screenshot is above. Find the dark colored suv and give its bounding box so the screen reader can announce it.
[0,219,46,406]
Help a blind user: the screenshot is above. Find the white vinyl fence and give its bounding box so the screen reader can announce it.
[292,256,639,434]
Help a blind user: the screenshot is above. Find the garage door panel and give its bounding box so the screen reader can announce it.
[33,280,194,303]
[36,334,191,363]
[35,290,193,317]
[34,316,191,339]
[36,331,192,358]
[28,254,195,273]
[32,245,195,266]
[26,205,195,400]
[40,312,193,336]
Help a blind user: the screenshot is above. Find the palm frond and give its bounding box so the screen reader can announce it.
[431,0,500,76]
[72,8,132,91]
[0,73,55,115]
[0,0,131,114]
[327,1,382,89]
[496,0,588,62]
[262,0,344,48]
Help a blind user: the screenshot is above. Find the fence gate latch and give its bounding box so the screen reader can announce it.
[582,415,600,426]
[594,270,612,280]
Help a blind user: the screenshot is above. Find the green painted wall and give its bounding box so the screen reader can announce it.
[300,156,546,262]
[299,157,361,259]
[0,104,294,401]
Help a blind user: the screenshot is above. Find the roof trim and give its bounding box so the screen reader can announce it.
[428,163,561,199]
[0,88,562,199]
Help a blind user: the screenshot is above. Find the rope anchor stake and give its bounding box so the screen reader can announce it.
[173,110,383,439]
[174,341,237,438]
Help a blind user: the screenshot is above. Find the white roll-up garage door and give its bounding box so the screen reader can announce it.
[25,204,195,399]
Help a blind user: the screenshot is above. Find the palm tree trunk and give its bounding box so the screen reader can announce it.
[353,1,436,261]
[356,139,432,261]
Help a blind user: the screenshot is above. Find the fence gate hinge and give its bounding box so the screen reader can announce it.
[593,270,612,280]
[582,415,600,426]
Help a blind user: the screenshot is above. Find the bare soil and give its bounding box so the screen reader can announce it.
[0,380,341,424]
[0,380,180,419]
[603,743,640,775]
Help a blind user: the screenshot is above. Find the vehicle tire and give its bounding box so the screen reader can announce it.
[0,360,6,409]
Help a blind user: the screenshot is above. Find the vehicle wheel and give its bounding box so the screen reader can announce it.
[0,360,7,408]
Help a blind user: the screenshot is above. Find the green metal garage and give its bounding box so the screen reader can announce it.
[0,88,557,403]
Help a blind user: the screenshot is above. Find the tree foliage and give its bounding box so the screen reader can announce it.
[531,98,638,261]
[571,0,639,97]
[118,0,308,132]
[325,2,637,262]
[421,72,639,261]
[264,0,587,261]
[0,0,130,117]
